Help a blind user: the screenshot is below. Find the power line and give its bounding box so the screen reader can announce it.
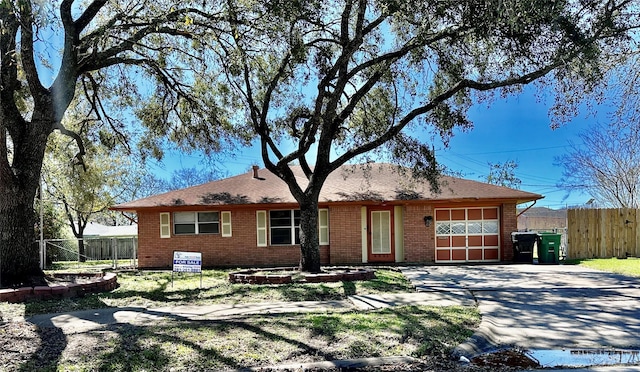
[446,145,569,156]
[438,152,563,185]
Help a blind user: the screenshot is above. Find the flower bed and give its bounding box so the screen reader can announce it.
[229,267,376,284]
[0,272,118,303]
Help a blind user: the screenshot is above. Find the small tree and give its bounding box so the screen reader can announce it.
[214,0,635,272]
[43,132,126,261]
[34,200,68,266]
[167,167,222,191]
[556,120,640,208]
[485,160,522,189]
[100,165,223,226]
[34,201,66,241]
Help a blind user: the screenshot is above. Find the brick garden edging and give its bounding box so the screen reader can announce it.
[229,267,376,284]
[0,272,118,303]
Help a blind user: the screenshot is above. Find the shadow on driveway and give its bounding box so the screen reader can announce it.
[402,264,640,354]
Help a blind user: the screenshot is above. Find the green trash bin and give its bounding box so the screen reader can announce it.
[537,232,562,264]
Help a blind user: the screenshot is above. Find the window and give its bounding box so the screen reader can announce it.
[270,210,300,245]
[198,212,219,233]
[319,209,329,245]
[483,221,499,234]
[256,209,331,247]
[174,211,220,235]
[174,212,196,234]
[221,211,232,237]
[160,213,171,238]
[257,210,267,246]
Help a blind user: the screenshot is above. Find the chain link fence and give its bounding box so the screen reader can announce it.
[43,237,137,271]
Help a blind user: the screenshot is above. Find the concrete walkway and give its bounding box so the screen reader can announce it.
[27,291,475,334]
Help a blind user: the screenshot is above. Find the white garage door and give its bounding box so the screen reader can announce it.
[434,207,500,263]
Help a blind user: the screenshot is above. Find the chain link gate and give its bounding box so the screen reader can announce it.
[42,237,138,271]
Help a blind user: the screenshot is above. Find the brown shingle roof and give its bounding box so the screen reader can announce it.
[112,163,542,211]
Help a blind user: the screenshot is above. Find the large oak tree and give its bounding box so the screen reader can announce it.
[0,0,231,287]
[213,0,638,272]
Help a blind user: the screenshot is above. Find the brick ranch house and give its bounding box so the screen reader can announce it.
[111,163,542,268]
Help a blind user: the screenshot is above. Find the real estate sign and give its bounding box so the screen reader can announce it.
[172,251,203,288]
[173,251,202,273]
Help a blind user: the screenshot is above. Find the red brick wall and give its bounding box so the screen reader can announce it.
[136,201,519,268]
[137,208,328,269]
[327,205,363,264]
[403,204,435,262]
[501,203,517,261]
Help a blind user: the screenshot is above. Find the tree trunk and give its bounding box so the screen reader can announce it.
[0,114,51,287]
[0,192,43,287]
[298,199,321,273]
[77,238,87,263]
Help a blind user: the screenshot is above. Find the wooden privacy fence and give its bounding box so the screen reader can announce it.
[567,208,640,259]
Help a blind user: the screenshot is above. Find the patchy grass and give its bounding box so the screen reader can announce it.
[572,257,640,277]
[1,269,485,371]
[9,306,480,371]
[0,268,415,319]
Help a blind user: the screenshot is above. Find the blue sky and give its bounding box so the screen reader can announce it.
[151,85,603,210]
[435,88,596,209]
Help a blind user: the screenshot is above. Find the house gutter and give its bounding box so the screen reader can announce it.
[517,200,537,218]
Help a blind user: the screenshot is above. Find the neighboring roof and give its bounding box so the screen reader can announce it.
[81,222,138,237]
[112,163,542,211]
[517,207,567,218]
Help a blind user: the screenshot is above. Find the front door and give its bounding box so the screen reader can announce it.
[368,208,395,262]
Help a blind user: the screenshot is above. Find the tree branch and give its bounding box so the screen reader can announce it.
[18,1,46,99]
[74,0,109,33]
[80,73,131,152]
[53,123,87,172]
[0,6,25,137]
[331,59,565,169]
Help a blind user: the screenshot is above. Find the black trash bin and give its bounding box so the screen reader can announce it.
[512,232,538,263]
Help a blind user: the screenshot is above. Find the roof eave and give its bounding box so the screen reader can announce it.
[109,206,137,213]
[112,194,544,212]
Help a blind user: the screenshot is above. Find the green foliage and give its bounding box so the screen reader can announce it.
[34,201,66,240]
[34,200,69,265]
[42,126,129,238]
[213,0,635,181]
[485,160,522,189]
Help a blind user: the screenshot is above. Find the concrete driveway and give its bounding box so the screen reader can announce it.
[401,264,640,355]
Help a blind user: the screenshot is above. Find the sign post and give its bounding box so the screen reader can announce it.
[172,251,203,288]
